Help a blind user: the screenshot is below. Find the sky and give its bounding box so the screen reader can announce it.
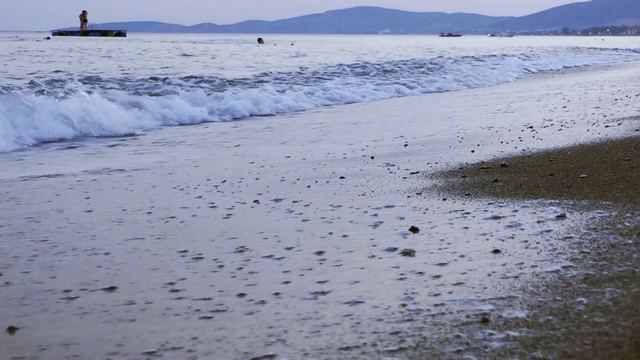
[0,0,590,31]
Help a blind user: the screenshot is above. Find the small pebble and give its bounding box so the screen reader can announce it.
[400,248,416,257]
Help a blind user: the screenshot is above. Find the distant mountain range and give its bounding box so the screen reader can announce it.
[57,0,640,35]
[489,0,640,32]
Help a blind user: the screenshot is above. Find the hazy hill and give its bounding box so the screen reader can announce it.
[208,7,510,34]
[488,0,640,32]
[59,6,510,34]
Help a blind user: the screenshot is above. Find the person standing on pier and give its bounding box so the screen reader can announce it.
[79,10,88,31]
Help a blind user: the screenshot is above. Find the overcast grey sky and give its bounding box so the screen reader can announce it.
[1,0,589,31]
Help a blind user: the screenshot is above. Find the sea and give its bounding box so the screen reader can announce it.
[3,32,640,359]
[2,32,640,154]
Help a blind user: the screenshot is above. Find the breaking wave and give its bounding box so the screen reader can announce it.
[1,47,639,152]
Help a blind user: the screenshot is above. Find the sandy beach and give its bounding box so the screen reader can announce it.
[1,62,640,360]
[428,134,640,359]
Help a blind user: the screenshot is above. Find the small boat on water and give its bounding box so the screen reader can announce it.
[488,33,515,38]
[52,29,127,37]
[439,33,462,37]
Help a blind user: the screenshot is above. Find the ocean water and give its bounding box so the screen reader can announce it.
[1,32,640,153]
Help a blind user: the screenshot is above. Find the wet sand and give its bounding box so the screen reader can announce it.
[427,135,640,359]
[2,63,640,360]
[431,132,640,205]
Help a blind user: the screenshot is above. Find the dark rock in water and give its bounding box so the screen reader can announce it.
[100,285,118,293]
[491,249,502,254]
[480,316,491,324]
[400,248,416,257]
[314,250,325,256]
[384,247,399,252]
[499,162,509,168]
[555,213,567,219]
[6,325,19,335]
[236,292,247,298]
[408,225,420,234]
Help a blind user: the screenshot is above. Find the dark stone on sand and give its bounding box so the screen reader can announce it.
[249,354,277,360]
[384,247,399,252]
[236,292,247,298]
[6,325,19,335]
[491,249,502,254]
[343,299,366,306]
[400,248,416,257]
[408,225,420,234]
[314,250,325,256]
[310,290,331,296]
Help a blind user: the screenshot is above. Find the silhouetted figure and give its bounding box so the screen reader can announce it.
[79,10,89,31]
[257,37,264,44]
